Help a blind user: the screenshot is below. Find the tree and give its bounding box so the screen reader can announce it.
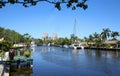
[0,0,88,10]
[101,28,111,41]
[92,32,102,47]
[23,33,32,45]
[89,35,93,40]
[111,31,119,40]
[84,36,90,46]
[93,32,100,41]
[0,27,4,38]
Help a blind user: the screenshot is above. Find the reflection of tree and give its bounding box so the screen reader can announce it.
[95,50,102,57]
[41,46,81,68]
[40,46,120,71]
[84,49,120,59]
[109,51,120,58]
[84,50,93,56]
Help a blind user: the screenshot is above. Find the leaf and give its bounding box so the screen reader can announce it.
[62,0,64,3]
[23,3,28,7]
[74,0,78,3]
[31,2,37,6]
[72,6,76,10]
[76,3,83,7]
[9,0,15,4]
[0,5,2,8]
[55,2,61,10]
[67,2,72,8]
[83,5,88,10]
[2,2,5,6]
[83,0,87,3]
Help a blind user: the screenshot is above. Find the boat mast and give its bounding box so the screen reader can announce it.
[73,18,76,42]
[73,18,76,36]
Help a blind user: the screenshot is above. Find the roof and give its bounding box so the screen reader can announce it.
[103,40,118,44]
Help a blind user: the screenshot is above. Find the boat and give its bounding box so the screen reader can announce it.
[30,41,36,51]
[69,42,84,49]
[30,41,36,47]
[69,18,84,49]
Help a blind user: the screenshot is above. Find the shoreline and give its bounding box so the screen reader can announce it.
[84,47,120,51]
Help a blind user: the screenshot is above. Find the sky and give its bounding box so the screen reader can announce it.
[0,0,120,39]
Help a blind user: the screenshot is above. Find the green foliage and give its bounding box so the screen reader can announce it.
[55,2,61,10]
[0,51,4,57]
[34,39,43,46]
[84,28,120,48]
[0,0,88,10]
[55,37,71,46]
[0,41,12,52]
[111,31,119,40]
[105,44,111,48]
[0,27,32,51]
[101,28,111,41]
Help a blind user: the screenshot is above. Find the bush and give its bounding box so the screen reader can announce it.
[106,44,111,48]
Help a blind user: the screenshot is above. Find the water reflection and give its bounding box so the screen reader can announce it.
[38,46,120,68]
[33,46,120,76]
[84,49,120,58]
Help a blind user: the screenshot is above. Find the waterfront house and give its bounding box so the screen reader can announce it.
[103,40,118,48]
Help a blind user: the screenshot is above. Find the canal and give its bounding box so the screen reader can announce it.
[32,46,120,76]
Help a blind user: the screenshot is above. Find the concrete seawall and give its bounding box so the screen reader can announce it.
[84,47,120,51]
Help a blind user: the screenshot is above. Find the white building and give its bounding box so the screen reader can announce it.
[42,33,48,41]
[52,33,58,40]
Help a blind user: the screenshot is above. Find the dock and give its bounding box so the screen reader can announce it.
[0,55,33,76]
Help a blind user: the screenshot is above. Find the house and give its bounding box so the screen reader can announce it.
[103,40,118,48]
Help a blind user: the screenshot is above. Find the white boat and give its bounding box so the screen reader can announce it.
[31,41,36,47]
[30,41,36,52]
[63,45,69,48]
[69,42,84,49]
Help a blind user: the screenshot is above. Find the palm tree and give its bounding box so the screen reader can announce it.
[84,37,89,44]
[93,32,100,41]
[89,35,94,41]
[93,32,102,47]
[101,28,111,41]
[88,34,94,47]
[111,31,119,40]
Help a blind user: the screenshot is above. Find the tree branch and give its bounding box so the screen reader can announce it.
[0,0,88,10]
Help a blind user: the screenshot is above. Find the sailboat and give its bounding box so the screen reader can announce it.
[69,41,84,49]
[69,18,84,49]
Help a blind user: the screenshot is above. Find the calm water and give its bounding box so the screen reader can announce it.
[32,46,120,76]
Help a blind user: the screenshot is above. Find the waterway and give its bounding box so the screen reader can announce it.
[32,46,120,76]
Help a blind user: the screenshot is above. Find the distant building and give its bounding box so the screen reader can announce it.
[42,33,58,41]
[42,33,48,41]
[52,33,58,40]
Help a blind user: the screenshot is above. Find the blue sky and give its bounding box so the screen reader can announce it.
[0,0,120,39]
